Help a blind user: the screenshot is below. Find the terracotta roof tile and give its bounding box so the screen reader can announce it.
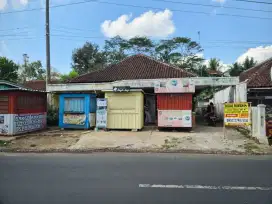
[23,80,46,91]
[239,57,272,88]
[69,54,196,83]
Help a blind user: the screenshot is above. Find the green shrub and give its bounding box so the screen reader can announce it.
[47,106,58,126]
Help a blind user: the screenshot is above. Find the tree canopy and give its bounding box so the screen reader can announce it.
[19,54,46,82]
[0,57,19,82]
[228,57,257,76]
[72,36,204,75]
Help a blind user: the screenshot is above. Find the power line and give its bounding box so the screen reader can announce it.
[52,26,96,32]
[0,26,30,32]
[1,0,272,20]
[232,0,272,5]
[51,34,105,39]
[152,0,272,13]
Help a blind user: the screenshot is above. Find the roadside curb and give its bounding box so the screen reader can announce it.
[1,148,271,155]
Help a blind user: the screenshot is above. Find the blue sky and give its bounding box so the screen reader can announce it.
[0,0,271,74]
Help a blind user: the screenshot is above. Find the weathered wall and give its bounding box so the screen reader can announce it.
[213,82,247,119]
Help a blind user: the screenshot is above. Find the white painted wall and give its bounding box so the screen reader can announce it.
[251,104,268,145]
[213,82,247,119]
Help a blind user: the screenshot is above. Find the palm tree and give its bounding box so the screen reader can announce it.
[207,58,222,76]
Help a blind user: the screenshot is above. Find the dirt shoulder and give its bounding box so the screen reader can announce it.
[1,126,271,155]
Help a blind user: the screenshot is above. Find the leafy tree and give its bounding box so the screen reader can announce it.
[60,69,79,82]
[242,56,257,71]
[208,58,221,71]
[0,56,19,82]
[19,54,46,82]
[104,36,128,64]
[228,62,243,76]
[228,57,257,77]
[155,37,203,71]
[127,37,154,55]
[72,42,106,75]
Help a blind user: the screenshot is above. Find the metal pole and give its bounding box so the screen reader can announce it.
[46,0,51,88]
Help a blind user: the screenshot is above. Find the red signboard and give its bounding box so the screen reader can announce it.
[266,120,272,137]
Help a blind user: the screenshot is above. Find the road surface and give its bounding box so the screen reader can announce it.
[0,153,271,204]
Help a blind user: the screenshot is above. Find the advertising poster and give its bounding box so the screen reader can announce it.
[96,98,107,128]
[14,113,46,134]
[154,79,195,93]
[224,103,250,126]
[158,110,192,127]
[63,114,86,125]
[0,114,9,134]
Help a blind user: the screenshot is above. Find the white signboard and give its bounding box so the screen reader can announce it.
[158,110,192,127]
[96,98,107,128]
[154,79,195,93]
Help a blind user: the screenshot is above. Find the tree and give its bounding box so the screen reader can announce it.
[228,62,243,76]
[72,42,106,75]
[228,57,257,77]
[104,36,128,65]
[155,37,203,71]
[208,58,221,71]
[243,56,257,71]
[19,54,46,82]
[60,69,79,82]
[127,37,154,55]
[0,57,19,82]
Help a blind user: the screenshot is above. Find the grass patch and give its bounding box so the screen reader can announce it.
[244,142,260,153]
[0,140,10,147]
[161,137,182,149]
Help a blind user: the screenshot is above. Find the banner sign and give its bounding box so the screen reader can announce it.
[96,98,107,128]
[224,103,250,126]
[63,114,86,125]
[158,110,192,127]
[154,78,195,93]
[113,86,130,92]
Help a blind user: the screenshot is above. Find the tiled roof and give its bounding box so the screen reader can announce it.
[23,80,59,91]
[240,57,272,88]
[69,54,196,83]
[23,80,46,91]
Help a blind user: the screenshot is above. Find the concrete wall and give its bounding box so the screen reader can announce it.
[251,104,268,144]
[213,82,247,119]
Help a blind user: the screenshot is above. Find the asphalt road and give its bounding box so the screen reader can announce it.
[0,153,271,204]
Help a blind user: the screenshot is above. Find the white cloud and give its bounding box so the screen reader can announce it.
[0,0,7,10]
[0,0,29,10]
[101,9,175,39]
[236,46,272,63]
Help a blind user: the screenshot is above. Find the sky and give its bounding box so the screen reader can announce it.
[0,0,272,74]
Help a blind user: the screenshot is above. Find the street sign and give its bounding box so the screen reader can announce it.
[224,102,250,126]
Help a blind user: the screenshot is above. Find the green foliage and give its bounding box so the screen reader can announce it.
[104,36,128,64]
[60,69,79,82]
[0,56,19,82]
[47,106,58,126]
[73,36,203,75]
[72,42,106,75]
[208,58,221,71]
[19,54,46,82]
[155,37,203,69]
[228,57,257,76]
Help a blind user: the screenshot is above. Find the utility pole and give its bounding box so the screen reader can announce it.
[198,31,203,77]
[46,0,51,87]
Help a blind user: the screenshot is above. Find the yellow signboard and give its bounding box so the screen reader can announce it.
[224,103,250,126]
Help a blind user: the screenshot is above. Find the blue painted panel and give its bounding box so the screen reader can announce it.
[64,97,84,113]
[90,96,97,113]
[58,93,96,129]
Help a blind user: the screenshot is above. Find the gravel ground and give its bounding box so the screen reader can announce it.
[2,126,271,154]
